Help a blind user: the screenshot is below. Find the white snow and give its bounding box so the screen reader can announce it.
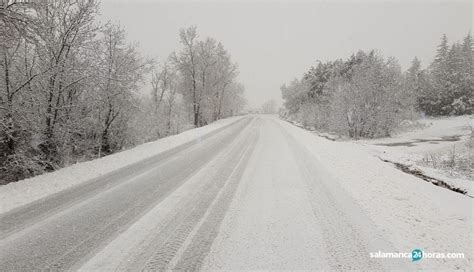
[279,118,472,270]
[2,114,471,270]
[356,115,473,195]
[79,116,257,271]
[80,115,472,270]
[0,116,244,214]
[202,117,330,270]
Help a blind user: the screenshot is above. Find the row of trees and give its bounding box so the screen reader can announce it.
[0,1,246,184]
[281,33,473,138]
[134,26,246,142]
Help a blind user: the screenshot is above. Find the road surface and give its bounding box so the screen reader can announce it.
[0,116,418,270]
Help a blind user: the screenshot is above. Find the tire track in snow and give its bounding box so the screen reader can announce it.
[131,119,259,270]
[277,120,406,270]
[79,119,257,270]
[170,128,258,271]
[0,119,254,271]
[0,117,249,240]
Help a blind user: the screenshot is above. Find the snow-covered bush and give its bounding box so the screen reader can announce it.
[281,50,413,138]
[327,52,408,138]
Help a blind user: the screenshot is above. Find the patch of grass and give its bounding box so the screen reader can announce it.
[420,132,474,179]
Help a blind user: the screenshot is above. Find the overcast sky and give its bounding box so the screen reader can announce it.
[100,0,472,108]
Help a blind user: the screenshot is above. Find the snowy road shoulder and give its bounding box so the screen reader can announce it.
[279,117,472,270]
[0,116,245,214]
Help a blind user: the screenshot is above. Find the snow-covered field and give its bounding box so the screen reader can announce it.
[356,115,473,196]
[0,116,244,214]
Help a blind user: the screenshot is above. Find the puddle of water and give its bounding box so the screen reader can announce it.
[376,135,463,147]
[441,135,462,142]
[376,142,416,147]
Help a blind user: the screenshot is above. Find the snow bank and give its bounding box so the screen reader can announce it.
[280,119,472,270]
[0,116,244,214]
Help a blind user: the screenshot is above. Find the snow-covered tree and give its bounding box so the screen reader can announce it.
[281,50,414,138]
[419,33,474,115]
[172,26,245,127]
[0,5,246,185]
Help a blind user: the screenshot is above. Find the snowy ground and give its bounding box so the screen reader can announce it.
[277,116,472,270]
[0,116,244,214]
[356,115,473,196]
[81,116,473,270]
[0,115,471,270]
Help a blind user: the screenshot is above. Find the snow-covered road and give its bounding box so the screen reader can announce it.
[0,116,471,270]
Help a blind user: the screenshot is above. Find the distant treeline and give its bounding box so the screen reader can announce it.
[0,1,246,184]
[281,33,473,138]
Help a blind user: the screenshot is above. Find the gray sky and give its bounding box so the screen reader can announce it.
[100,0,472,108]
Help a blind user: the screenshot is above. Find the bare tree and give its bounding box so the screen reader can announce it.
[172,26,200,127]
[151,60,178,137]
[94,24,152,155]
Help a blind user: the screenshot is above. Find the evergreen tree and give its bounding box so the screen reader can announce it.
[433,34,449,71]
[458,32,474,114]
[407,57,421,76]
[424,33,474,115]
[421,33,473,115]
[406,57,429,113]
[443,43,464,114]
